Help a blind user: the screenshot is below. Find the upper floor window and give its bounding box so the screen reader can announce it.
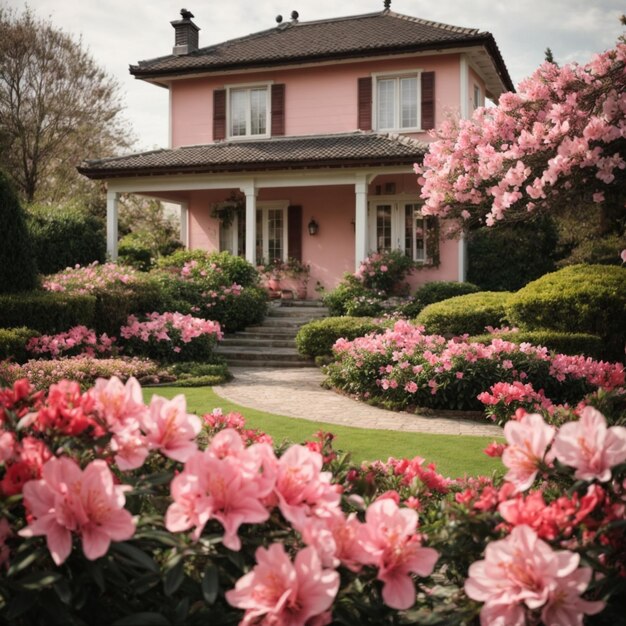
[473,84,483,110]
[228,85,269,138]
[375,73,421,131]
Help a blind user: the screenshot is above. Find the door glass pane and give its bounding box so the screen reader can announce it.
[404,204,414,258]
[220,221,234,254]
[230,90,247,136]
[267,208,284,262]
[400,77,417,128]
[414,215,425,262]
[376,205,392,252]
[250,88,267,135]
[255,209,263,265]
[377,79,395,130]
[237,210,246,257]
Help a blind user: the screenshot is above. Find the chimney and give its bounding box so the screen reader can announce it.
[171,8,200,56]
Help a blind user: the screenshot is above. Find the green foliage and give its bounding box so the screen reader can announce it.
[0,170,38,293]
[505,264,626,359]
[167,362,232,387]
[357,249,415,294]
[158,250,259,288]
[0,291,96,333]
[27,204,106,274]
[322,275,384,317]
[295,317,384,357]
[469,330,606,360]
[467,216,559,291]
[416,291,512,336]
[118,233,154,271]
[0,327,40,363]
[400,281,481,317]
[213,286,267,333]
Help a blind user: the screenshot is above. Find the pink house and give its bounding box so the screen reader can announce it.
[79,2,513,294]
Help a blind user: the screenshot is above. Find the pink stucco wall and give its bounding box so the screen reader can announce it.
[170,54,461,146]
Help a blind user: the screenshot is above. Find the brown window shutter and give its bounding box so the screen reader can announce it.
[213,89,226,140]
[271,84,286,136]
[357,77,372,131]
[421,72,435,130]
[287,205,303,262]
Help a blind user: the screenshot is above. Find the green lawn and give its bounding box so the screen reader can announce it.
[144,386,503,478]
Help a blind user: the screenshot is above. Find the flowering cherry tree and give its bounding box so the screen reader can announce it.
[415,39,626,234]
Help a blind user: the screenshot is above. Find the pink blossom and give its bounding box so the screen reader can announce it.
[91,376,146,431]
[465,525,603,626]
[357,498,438,610]
[502,413,555,492]
[142,394,201,462]
[226,543,339,626]
[552,406,626,482]
[19,457,136,565]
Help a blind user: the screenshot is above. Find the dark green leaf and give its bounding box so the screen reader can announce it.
[163,559,185,597]
[201,563,219,605]
[17,570,62,590]
[112,612,172,626]
[54,578,72,605]
[111,542,159,573]
[134,529,181,548]
[7,546,47,577]
[173,596,190,624]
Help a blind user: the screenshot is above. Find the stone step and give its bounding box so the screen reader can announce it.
[267,306,329,318]
[216,346,309,362]
[220,358,316,368]
[241,327,300,336]
[277,300,327,308]
[221,337,296,348]
[258,317,317,328]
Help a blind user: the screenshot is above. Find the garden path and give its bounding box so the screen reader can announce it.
[213,367,503,437]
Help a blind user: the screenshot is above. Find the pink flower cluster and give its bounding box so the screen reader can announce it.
[26,325,116,358]
[166,429,438,614]
[120,312,222,347]
[415,43,626,226]
[43,261,139,294]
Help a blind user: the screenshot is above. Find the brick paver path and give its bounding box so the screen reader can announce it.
[213,367,503,437]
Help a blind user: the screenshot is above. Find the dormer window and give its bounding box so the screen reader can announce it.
[374,72,422,132]
[228,84,270,138]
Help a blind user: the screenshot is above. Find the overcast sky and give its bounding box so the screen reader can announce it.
[3,0,624,151]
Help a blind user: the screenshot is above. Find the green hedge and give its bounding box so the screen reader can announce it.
[0,327,40,363]
[415,291,512,337]
[0,292,96,333]
[505,264,626,359]
[401,281,481,318]
[469,330,606,360]
[296,317,384,357]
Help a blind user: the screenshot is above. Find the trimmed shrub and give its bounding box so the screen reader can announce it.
[0,327,40,363]
[212,286,267,333]
[27,204,106,274]
[0,170,38,293]
[168,362,232,387]
[118,233,154,271]
[296,317,384,357]
[467,216,559,291]
[469,330,606,360]
[0,291,96,333]
[323,275,384,317]
[505,264,626,359]
[416,291,512,337]
[400,281,481,317]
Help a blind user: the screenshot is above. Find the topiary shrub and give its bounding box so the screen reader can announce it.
[296,317,384,357]
[0,292,96,333]
[505,264,626,360]
[0,170,38,293]
[467,215,559,291]
[416,291,512,337]
[27,204,106,274]
[469,330,606,360]
[0,327,40,363]
[400,281,481,318]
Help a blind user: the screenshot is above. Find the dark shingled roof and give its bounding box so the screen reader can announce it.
[131,10,514,92]
[78,132,427,180]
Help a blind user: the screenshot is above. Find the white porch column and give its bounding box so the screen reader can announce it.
[106,189,119,261]
[458,54,470,278]
[354,175,369,271]
[180,201,189,248]
[241,183,257,264]
[458,230,467,281]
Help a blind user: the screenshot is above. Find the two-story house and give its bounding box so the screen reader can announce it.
[79,2,514,293]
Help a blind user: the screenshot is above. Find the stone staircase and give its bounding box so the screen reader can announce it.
[216,300,328,368]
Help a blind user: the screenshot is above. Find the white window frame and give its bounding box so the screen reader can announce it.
[367,195,429,263]
[372,70,423,133]
[226,81,272,140]
[218,200,289,264]
[473,83,483,110]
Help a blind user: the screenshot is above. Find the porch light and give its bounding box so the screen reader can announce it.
[308,218,319,236]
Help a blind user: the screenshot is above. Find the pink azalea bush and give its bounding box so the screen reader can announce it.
[26,325,116,358]
[1,376,624,624]
[43,261,140,294]
[325,320,624,419]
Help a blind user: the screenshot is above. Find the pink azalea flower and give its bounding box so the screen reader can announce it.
[142,394,201,462]
[552,406,626,482]
[465,525,603,626]
[502,413,555,492]
[19,457,136,565]
[357,498,438,610]
[91,376,147,431]
[225,543,339,626]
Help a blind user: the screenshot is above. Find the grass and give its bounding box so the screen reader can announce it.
[144,386,503,478]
